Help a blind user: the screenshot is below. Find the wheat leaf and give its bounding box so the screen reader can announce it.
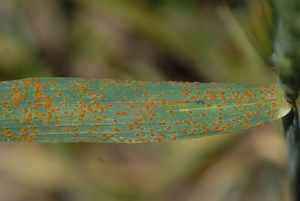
[0,77,291,143]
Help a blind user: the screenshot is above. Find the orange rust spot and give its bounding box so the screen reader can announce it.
[127,104,135,108]
[23,119,30,123]
[4,130,11,135]
[161,100,167,104]
[256,122,263,127]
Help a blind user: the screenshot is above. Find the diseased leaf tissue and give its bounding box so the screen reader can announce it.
[0,77,291,143]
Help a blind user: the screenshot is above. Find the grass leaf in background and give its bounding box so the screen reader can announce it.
[225,0,274,65]
[0,77,291,143]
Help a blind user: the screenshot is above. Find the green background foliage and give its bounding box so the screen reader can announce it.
[0,0,291,200]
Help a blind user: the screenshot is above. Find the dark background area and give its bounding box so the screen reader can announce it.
[0,0,290,201]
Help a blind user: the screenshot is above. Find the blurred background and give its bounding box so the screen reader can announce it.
[0,0,290,201]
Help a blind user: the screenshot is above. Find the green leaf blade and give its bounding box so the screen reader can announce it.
[0,77,291,143]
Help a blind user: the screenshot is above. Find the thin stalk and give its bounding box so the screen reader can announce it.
[283,102,300,201]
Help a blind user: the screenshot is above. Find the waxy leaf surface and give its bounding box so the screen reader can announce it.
[0,77,291,143]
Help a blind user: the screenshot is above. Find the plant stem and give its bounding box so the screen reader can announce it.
[283,102,300,201]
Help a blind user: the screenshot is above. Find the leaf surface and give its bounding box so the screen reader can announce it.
[0,77,291,143]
